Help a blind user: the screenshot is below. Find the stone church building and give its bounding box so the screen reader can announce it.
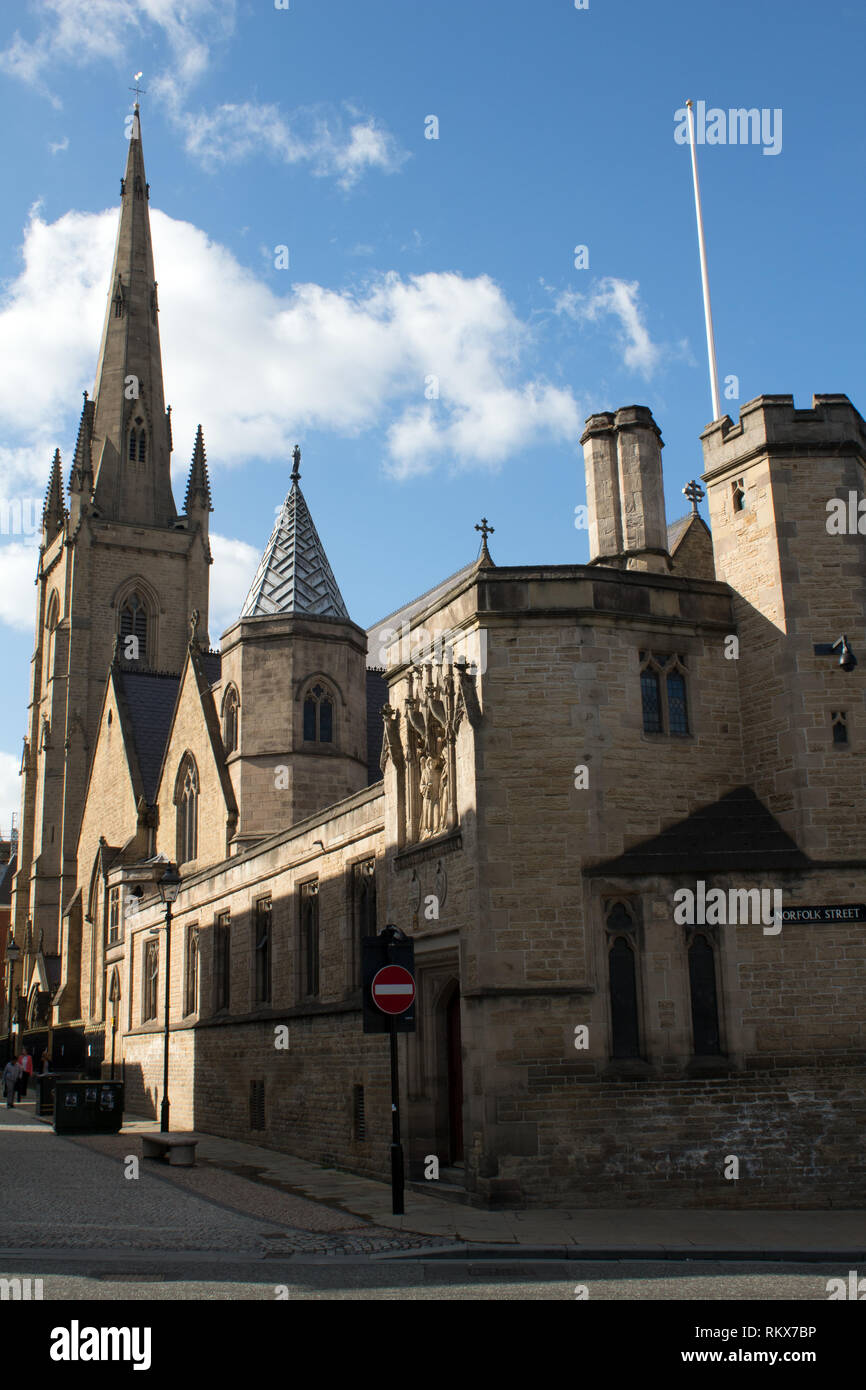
[9,109,866,1207]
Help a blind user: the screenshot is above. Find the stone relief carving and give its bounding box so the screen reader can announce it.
[381,657,480,846]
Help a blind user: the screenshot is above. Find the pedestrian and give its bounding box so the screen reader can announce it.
[17,1049,33,1098]
[3,1058,21,1108]
[40,1049,51,1074]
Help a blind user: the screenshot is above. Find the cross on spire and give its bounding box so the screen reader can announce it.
[682,479,705,516]
[130,71,146,103]
[475,517,495,567]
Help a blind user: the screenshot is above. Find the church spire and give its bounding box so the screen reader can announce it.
[184,424,213,513]
[88,104,176,526]
[42,448,67,542]
[239,447,350,619]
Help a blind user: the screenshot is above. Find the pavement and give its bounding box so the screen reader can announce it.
[6,1098,866,1260]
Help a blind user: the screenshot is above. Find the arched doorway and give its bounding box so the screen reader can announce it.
[444,984,464,1164]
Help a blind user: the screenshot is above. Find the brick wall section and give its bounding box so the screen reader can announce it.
[501,1060,866,1207]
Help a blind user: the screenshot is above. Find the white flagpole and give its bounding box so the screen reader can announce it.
[685,99,721,421]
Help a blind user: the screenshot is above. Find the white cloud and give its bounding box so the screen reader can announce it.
[0,0,233,100]
[1,1,404,188]
[553,276,663,378]
[49,135,69,155]
[0,207,583,488]
[0,751,22,839]
[208,533,260,643]
[0,542,40,631]
[169,98,407,188]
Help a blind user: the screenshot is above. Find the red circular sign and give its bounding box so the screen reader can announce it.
[371,964,416,1015]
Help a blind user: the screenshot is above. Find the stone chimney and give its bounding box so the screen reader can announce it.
[580,405,670,573]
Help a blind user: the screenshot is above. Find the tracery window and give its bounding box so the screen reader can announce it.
[119,593,148,663]
[688,933,722,1056]
[303,682,334,743]
[176,755,199,866]
[185,925,200,1017]
[222,686,239,753]
[143,939,159,1022]
[640,653,690,736]
[606,903,641,1060]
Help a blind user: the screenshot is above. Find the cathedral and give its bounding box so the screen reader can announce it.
[7,108,866,1208]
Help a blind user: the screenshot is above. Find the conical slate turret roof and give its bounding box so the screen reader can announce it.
[240,449,349,620]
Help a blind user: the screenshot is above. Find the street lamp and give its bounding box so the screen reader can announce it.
[5,936,21,1066]
[156,865,181,1132]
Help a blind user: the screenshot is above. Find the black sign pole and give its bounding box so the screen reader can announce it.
[389,1014,404,1215]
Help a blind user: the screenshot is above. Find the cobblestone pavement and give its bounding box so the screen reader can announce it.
[0,1104,457,1257]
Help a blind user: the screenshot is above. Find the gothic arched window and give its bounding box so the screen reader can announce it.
[640,666,662,734]
[45,592,60,681]
[138,430,147,463]
[185,925,200,1017]
[119,592,148,664]
[176,755,199,866]
[640,653,690,737]
[606,903,641,1060]
[666,669,689,735]
[303,682,334,744]
[222,686,239,753]
[688,934,721,1056]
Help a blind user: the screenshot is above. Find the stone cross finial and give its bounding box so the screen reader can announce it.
[291,445,301,482]
[683,480,705,516]
[475,517,495,567]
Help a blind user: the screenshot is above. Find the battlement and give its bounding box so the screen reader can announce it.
[701,394,866,479]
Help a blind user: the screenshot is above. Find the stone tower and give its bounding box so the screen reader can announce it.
[11,105,213,985]
[701,394,866,858]
[219,448,368,849]
[580,405,670,573]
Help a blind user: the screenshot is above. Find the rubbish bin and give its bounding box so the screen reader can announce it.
[53,1080,124,1134]
[36,1074,56,1116]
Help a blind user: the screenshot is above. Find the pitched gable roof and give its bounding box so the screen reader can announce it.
[116,670,181,804]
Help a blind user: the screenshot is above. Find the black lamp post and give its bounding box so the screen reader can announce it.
[5,937,21,1067]
[156,865,181,1132]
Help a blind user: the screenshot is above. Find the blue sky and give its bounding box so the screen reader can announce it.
[0,0,864,831]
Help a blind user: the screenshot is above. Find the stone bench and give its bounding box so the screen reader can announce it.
[141,1133,198,1167]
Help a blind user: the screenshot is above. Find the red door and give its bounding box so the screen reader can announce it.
[446,989,464,1163]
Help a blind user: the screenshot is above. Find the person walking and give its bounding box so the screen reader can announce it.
[17,1049,33,1099]
[3,1057,21,1108]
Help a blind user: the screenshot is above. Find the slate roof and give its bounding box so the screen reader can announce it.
[200,649,222,686]
[586,786,810,877]
[240,480,349,620]
[366,561,476,668]
[666,514,693,552]
[116,670,181,803]
[0,853,17,906]
[366,668,388,785]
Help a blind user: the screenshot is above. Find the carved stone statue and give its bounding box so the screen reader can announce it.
[420,754,443,838]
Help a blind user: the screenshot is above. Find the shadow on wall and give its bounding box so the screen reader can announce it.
[114,1062,157,1119]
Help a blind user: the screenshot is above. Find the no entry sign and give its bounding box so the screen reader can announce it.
[371,964,416,1016]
